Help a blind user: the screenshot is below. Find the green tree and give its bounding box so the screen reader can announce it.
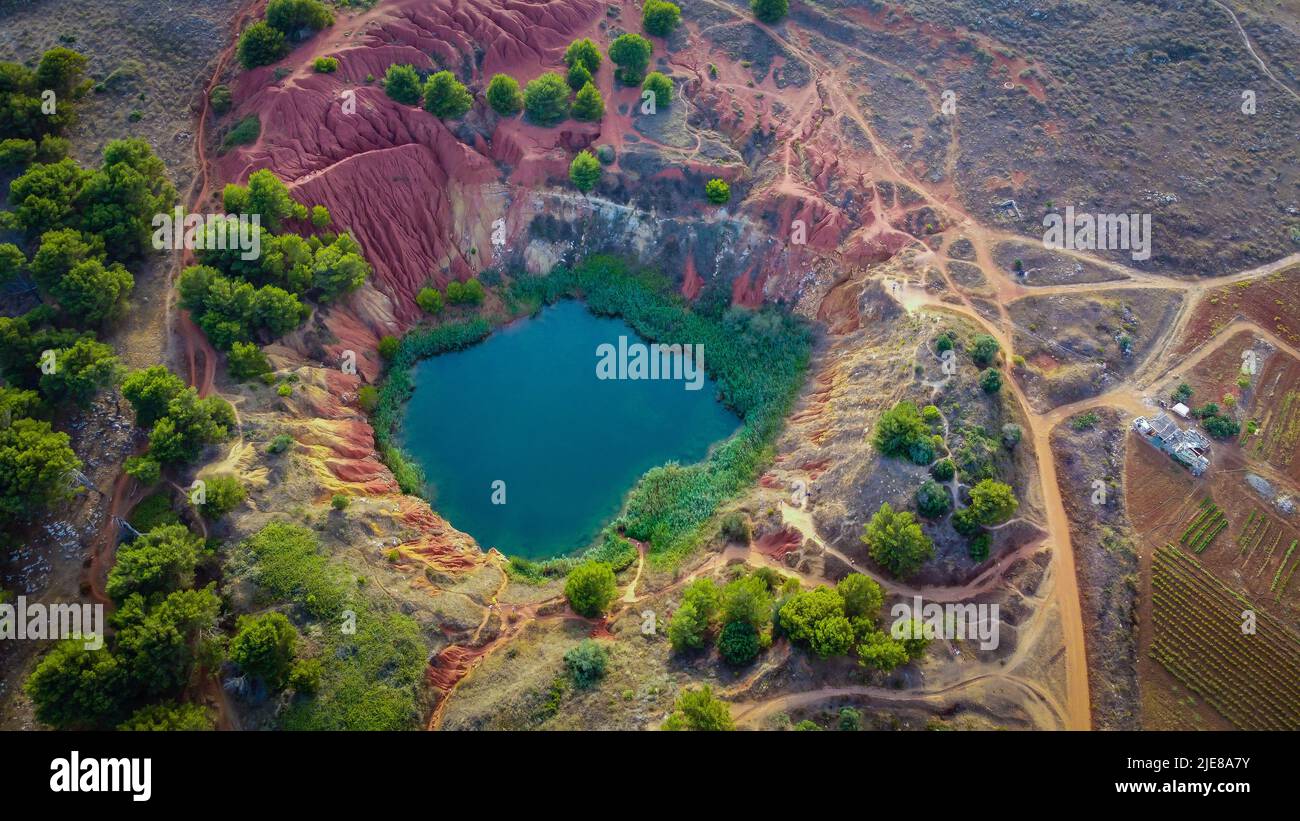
[566,62,593,92]
[662,686,733,731]
[30,227,100,291]
[838,707,862,730]
[266,0,334,38]
[311,232,371,299]
[105,523,202,602]
[564,561,617,617]
[642,71,673,108]
[8,160,87,239]
[122,365,187,427]
[1204,415,1240,439]
[569,149,601,192]
[970,334,1000,368]
[523,72,570,125]
[423,70,472,119]
[721,574,772,632]
[383,64,423,106]
[113,586,221,696]
[571,82,604,121]
[563,639,609,688]
[668,600,708,651]
[608,33,653,85]
[811,614,855,658]
[643,0,682,37]
[563,39,602,75]
[705,178,730,204]
[24,641,127,729]
[36,47,89,98]
[238,22,288,69]
[751,0,789,24]
[485,74,523,115]
[51,259,133,325]
[198,474,246,519]
[310,204,331,230]
[930,458,955,481]
[872,400,930,462]
[837,573,883,621]
[225,168,306,233]
[0,418,81,526]
[445,278,485,305]
[40,337,121,407]
[857,629,909,671]
[416,286,444,314]
[0,243,25,283]
[228,341,272,380]
[915,479,951,519]
[718,619,760,665]
[229,611,298,690]
[146,388,236,464]
[979,367,1002,393]
[778,586,844,646]
[968,478,1018,525]
[861,502,934,578]
[79,137,177,260]
[124,455,161,485]
[118,702,215,731]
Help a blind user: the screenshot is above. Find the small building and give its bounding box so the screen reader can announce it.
[1133,412,1210,476]
[1171,402,1190,419]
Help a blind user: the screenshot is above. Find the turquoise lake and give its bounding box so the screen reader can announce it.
[398,300,740,560]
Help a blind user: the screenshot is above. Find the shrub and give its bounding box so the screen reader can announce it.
[564,561,617,617]
[357,385,379,412]
[873,401,931,462]
[921,404,941,423]
[642,71,673,109]
[377,335,400,360]
[1203,414,1240,439]
[935,332,954,353]
[221,115,260,151]
[838,707,862,731]
[198,474,246,519]
[237,22,287,69]
[718,620,760,665]
[228,341,272,381]
[118,702,214,731]
[968,479,1018,525]
[229,612,297,690]
[485,74,523,116]
[423,70,472,119]
[608,33,653,85]
[445,278,485,305]
[643,0,682,36]
[267,434,294,454]
[979,368,1002,393]
[331,493,349,511]
[569,149,601,192]
[970,334,1000,368]
[915,480,951,519]
[662,686,733,731]
[968,533,991,562]
[571,82,604,121]
[1001,423,1021,448]
[266,0,333,38]
[721,575,772,632]
[522,72,570,125]
[124,455,161,485]
[861,502,933,578]
[209,86,230,116]
[751,0,789,24]
[563,639,609,688]
[930,458,955,482]
[313,56,339,73]
[837,573,883,620]
[668,600,708,651]
[704,178,730,204]
[719,511,751,544]
[952,507,983,538]
[383,64,422,105]
[416,286,444,314]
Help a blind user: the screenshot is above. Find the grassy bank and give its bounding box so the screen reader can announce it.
[374,255,813,575]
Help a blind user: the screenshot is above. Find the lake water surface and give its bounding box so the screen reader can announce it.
[399,300,739,559]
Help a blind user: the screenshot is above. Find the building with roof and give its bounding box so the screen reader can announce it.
[1133,412,1210,476]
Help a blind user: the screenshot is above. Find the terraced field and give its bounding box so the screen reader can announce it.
[1150,545,1300,730]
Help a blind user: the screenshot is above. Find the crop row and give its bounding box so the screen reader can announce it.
[1180,502,1226,554]
[1271,541,1298,595]
[1261,390,1299,465]
[1149,545,1300,730]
